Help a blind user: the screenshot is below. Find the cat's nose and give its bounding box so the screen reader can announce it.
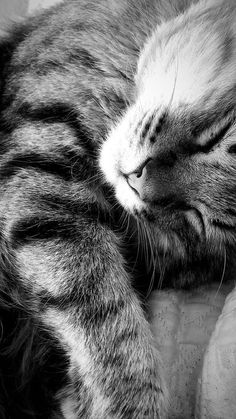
[126,155,177,203]
[126,158,152,199]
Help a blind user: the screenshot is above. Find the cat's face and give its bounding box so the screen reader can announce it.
[100,0,236,279]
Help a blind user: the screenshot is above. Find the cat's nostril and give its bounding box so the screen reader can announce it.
[126,158,152,196]
[135,168,143,179]
[126,171,145,196]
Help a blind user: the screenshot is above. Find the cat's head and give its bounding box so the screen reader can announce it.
[100,0,236,284]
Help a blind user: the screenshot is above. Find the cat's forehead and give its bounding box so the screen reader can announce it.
[136,0,236,110]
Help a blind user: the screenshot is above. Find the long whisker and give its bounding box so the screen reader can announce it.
[167,48,179,110]
[212,247,227,301]
[157,249,166,290]
[145,250,157,300]
[142,221,158,299]
[132,218,141,272]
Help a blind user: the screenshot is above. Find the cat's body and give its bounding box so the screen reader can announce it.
[0,0,235,417]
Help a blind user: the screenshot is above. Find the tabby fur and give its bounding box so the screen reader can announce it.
[0,0,234,418]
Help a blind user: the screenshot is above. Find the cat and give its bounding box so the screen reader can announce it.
[0,0,235,417]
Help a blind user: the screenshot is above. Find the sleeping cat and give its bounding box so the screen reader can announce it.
[0,0,235,417]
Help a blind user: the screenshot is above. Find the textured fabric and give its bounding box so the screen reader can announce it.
[149,282,236,419]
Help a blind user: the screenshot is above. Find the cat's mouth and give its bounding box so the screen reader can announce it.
[133,202,206,247]
[136,204,205,235]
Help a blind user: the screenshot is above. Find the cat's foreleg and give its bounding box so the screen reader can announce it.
[2,184,167,418]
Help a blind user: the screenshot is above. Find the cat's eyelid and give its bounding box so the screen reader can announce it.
[194,110,235,152]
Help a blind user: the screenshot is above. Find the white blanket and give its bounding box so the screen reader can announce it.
[149,282,236,419]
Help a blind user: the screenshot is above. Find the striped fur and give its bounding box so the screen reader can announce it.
[1,0,234,417]
[0,0,193,417]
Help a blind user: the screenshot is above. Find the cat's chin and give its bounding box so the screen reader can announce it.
[129,208,231,289]
[131,207,202,258]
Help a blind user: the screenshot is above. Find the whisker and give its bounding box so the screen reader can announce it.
[141,221,159,299]
[157,250,166,290]
[212,247,227,301]
[167,48,179,110]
